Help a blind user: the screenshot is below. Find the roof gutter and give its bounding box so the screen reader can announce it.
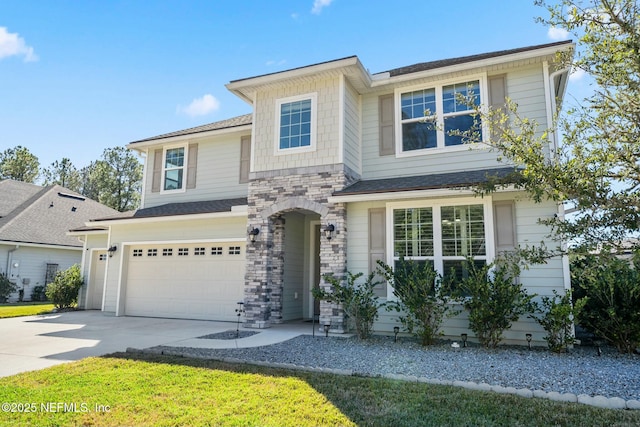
[5,244,18,278]
[126,124,253,150]
[86,208,249,226]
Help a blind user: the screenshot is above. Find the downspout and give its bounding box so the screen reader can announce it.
[5,245,19,277]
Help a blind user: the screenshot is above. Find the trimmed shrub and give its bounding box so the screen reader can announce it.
[377,259,455,346]
[0,273,17,303]
[456,258,535,348]
[45,264,84,309]
[312,272,382,339]
[572,253,640,354]
[530,290,575,353]
[31,285,48,302]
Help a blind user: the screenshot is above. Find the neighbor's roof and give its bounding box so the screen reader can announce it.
[0,180,119,248]
[334,167,519,196]
[88,197,248,222]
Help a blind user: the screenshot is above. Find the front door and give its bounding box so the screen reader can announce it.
[88,251,107,310]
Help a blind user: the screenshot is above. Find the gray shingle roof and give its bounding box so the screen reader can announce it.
[0,180,42,217]
[384,40,573,77]
[130,114,252,144]
[90,197,248,222]
[334,167,519,196]
[0,180,119,247]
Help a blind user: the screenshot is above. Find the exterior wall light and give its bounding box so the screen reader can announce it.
[107,245,117,258]
[248,227,260,243]
[324,223,335,240]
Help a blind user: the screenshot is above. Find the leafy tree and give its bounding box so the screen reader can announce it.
[90,147,142,211]
[41,157,82,191]
[0,146,39,183]
[467,0,640,255]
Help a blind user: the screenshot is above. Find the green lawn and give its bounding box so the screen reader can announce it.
[0,302,55,318]
[0,353,638,427]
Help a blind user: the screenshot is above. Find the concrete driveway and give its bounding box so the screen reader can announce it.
[0,310,259,378]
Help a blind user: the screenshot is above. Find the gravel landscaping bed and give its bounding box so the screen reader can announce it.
[149,335,640,401]
[197,330,260,340]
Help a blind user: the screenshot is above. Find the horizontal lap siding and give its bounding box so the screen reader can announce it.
[143,135,249,209]
[343,80,361,174]
[360,65,549,180]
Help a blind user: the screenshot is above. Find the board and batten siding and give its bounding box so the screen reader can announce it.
[360,65,549,180]
[142,134,249,209]
[252,77,341,172]
[101,216,247,313]
[342,78,361,175]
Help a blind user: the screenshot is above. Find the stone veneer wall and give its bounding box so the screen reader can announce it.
[244,164,358,330]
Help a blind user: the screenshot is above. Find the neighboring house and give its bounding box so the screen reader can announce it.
[0,180,118,302]
[74,41,573,343]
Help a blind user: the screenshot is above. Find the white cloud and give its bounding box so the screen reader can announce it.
[311,0,333,14]
[0,27,38,62]
[547,26,570,41]
[291,12,299,20]
[569,67,586,82]
[266,59,287,67]
[177,94,220,117]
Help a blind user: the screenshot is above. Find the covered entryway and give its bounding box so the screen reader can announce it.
[124,242,245,321]
[87,250,107,310]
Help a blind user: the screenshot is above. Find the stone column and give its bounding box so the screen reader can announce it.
[319,202,347,332]
[243,217,271,329]
[269,216,285,323]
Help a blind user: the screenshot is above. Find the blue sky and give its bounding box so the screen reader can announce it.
[0,0,587,172]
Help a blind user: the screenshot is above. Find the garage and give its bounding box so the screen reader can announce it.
[124,242,245,321]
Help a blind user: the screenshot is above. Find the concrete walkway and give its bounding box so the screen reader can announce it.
[0,310,311,378]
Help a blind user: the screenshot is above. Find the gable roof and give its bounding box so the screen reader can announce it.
[130,114,252,145]
[0,180,119,248]
[384,40,573,77]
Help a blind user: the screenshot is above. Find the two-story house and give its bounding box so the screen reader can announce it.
[74,40,573,343]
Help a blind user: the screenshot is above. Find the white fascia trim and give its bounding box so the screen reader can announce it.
[543,61,555,154]
[67,229,109,237]
[87,209,249,226]
[372,44,575,88]
[140,149,148,208]
[226,56,362,91]
[328,184,519,203]
[126,124,253,151]
[0,240,81,251]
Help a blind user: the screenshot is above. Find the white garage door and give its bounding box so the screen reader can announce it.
[125,243,245,321]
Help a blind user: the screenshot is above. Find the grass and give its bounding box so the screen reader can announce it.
[0,302,55,318]
[0,353,639,427]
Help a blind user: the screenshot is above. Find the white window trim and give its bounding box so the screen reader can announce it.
[160,143,188,194]
[274,92,318,156]
[385,197,495,300]
[394,73,489,158]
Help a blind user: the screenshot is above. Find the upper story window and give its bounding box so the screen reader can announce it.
[275,93,317,154]
[397,77,484,155]
[163,146,186,191]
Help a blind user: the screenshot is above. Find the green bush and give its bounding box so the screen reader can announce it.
[530,290,575,353]
[30,285,48,302]
[0,273,17,302]
[312,272,382,339]
[456,258,535,348]
[377,259,455,346]
[572,253,640,354]
[45,265,84,309]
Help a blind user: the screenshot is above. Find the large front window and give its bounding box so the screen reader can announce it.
[163,146,185,191]
[276,93,316,153]
[392,203,488,281]
[399,79,482,153]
